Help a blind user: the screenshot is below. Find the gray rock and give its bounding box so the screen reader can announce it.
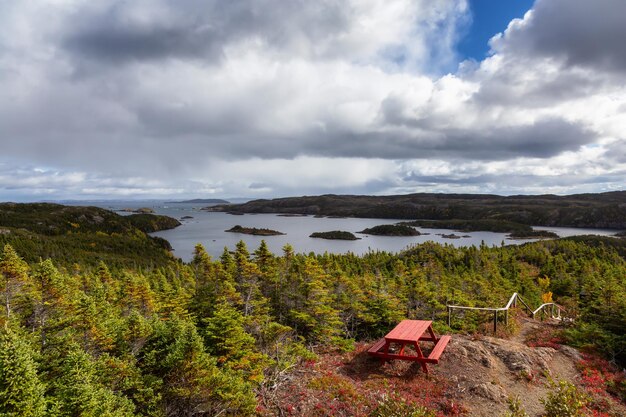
[559,345,583,362]
[471,383,507,402]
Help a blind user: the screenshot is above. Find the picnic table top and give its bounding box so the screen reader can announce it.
[384,319,433,343]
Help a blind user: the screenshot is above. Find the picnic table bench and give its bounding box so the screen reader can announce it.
[367,319,450,373]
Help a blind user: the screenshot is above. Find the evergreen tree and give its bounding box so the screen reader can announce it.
[0,328,46,417]
[52,347,135,417]
[203,299,267,384]
[0,244,30,321]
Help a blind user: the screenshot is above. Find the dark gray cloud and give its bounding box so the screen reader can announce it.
[435,119,594,160]
[493,0,626,73]
[403,172,620,188]
[603,140,626,163]
[63,0,351,65]
[472,63,608,107]
[368,116,594,160]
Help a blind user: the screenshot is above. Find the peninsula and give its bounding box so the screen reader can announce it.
[207,191,626,230]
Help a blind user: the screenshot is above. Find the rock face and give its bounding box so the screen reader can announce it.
[471,383,507,402]
[436,332,582,417]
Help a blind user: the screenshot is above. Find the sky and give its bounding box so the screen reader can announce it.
[1,0,625,201]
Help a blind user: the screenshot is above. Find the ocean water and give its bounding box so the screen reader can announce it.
[79,200,620,262]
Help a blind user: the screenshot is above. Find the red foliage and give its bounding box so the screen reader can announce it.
[524,325,565,349]
[258,342,463,416]
[576,353,626,414]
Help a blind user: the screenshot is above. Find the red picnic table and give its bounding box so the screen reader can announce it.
[367,319,451,373]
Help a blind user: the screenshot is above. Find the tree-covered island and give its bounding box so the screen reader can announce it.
[358,224,421,236]
[225,225,285,236]
[309,231,360,240]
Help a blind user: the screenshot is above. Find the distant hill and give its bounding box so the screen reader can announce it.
[209,191,626,230]
[0,203,180,267]
[165,198,230,204]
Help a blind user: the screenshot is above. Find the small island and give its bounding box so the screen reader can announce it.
[614,231,626,238]
[309,231,360,240]
[508,230,559,239]
[226,225,284,236]
[358,224,421,236]
[118,207,155,214]
[439,233,462,239]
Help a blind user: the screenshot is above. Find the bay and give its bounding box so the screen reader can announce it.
[79,200,619,262]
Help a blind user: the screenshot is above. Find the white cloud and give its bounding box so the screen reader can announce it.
[0,0,625,200]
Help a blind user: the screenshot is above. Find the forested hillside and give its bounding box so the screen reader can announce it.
[0,203,179,268]
[1,204,626,415]
[210,191,626,229]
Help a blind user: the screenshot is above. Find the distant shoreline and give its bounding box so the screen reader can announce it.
[165,198,230,204]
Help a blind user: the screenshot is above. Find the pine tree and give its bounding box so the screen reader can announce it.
[139,316,256,416]
[52,347,135,417]
[0,245,30,321]
[203,299,267,384]
[0,328,46,417]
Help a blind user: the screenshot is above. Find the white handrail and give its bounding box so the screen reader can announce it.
[446,293,565,334]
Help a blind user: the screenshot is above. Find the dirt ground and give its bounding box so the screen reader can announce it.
[259,319,626,416]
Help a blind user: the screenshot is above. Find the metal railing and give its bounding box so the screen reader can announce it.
[446,293,564,334]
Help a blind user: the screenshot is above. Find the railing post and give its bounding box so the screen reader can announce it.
[505,309,508,326]
[493,311,497,334]
[447,306,451,327]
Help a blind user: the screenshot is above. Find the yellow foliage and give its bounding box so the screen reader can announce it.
[542,292,553,303]
[538,276,550,292]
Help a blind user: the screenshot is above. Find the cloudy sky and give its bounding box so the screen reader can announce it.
[1,0,625,201]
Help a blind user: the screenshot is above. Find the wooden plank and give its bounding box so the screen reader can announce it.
[427,335,451,363]
[368,351,440,365]
[368,351,426,362]
[385,320,431,343]
[367,338,387,354]
[418,337,437,342]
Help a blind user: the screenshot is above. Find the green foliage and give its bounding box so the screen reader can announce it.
[216,191,626,229]
[203,300,268,384]
[125,214,181,233]
[359,224,421,236]
[0,328,46,417]
[51,348,136,417]
[309,231,359,240]
[0,204,178,268]
[0,244,30,321]
[226,225,284,236]
[503,396,529,417]
[541,379,588,417]
[370,394,438,417]
[2,201,626,415]
[139,316,256,416]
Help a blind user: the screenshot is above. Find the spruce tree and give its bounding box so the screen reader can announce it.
[0,328,46,417]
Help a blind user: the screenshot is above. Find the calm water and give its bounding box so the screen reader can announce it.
[81,200,619,262]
